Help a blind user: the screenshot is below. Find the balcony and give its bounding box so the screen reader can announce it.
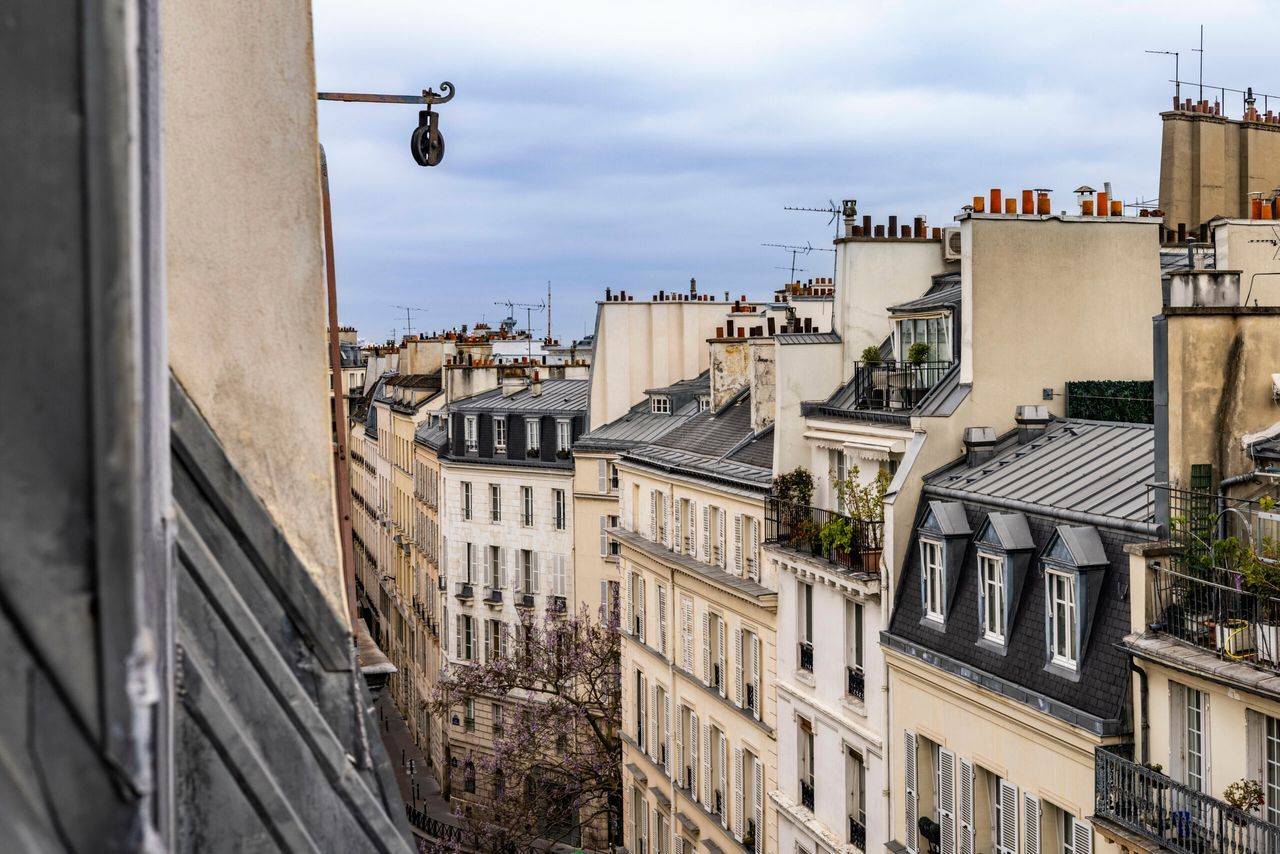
[1095,746,1280,854]
[516,592,536,610]
[846,359,953,412]
[483,588,502,607]
[454,582,474,601]
[849,815,867,852]
[548,594,567,616]
[799,641,814,672]
[1150,562,1280,674]
[800,780,815,811]
[765,499,883,575]
[847,666,865,701]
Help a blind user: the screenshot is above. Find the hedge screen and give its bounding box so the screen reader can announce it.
[1065,380,1154,424]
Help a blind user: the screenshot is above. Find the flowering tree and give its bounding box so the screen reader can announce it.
[426,603,621,853]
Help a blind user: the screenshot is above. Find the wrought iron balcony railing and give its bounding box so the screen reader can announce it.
[849,815,867,852]
[799,641,814,672]
[1150,562,1280,674]
[847,359,953,412]
[1095,745,1280,854]
[765,499,883,575]
[800,780,815,811]
[847,666,865,701]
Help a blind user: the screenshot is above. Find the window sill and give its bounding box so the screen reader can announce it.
[1044,659,1081,682]
[976,636,1008,657]
[793,669,815,689]
[839,695,867,717]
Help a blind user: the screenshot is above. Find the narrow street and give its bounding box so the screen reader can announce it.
[373,689,464,848]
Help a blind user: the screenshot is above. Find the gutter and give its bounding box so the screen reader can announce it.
[922,485,1161,538]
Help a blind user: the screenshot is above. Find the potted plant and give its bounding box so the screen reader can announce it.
[907,341,932,366]
[772,467,815,543]
[860,345,882,365]
[819,515,855,562]
[1239,535,1280,664]
[1224,778,1265,820]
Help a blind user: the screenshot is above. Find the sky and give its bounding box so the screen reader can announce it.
[313,1,1272,345]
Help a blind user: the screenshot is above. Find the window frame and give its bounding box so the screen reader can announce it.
[651,395,671,414]
[1046,568,1078,670]
[493,416,507,452]
[978,551,1006,643]
[555,418,572,454]
[921,538,945,622]
[464,415,478,453]
[554,488,566,530]
[521,485,534,527]
[461,481,473,520]
[489,483,501,523]
[526,417,541,452]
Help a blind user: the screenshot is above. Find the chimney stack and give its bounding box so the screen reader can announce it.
[1014,405,1051,445]
[963,427,998,467]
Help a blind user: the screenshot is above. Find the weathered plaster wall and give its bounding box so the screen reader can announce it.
[162,0,347,616]
[1160,111,1280,231]
[710,339,752,410]
[749,341,776,433]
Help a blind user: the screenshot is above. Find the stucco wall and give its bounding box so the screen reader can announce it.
[162,0,346,616]
[1159,111,1280,231]
[1214,220,1280,306]
[771,342,844,475]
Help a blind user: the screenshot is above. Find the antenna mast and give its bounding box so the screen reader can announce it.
[784,200,845,279]
[391,304,428,338]
[761,241,835,284]
[547,281,552,344]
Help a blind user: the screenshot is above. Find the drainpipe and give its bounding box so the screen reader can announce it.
[1217,469,1261,540]
[1131,660,1149,764]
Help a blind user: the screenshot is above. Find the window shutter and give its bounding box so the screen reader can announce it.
[665,694,673,777]
[748,517,759,580]
[1247,710,1266,784]
[657,584,668,655]
[600,515,608,557]
[1022,794,1040,854]
[532,551,542,593]
[637,576,646,643]
[753,757,764,854]
[649,683,658,762]
[650,490,658,541]
[938,748,956,854]
[702,611,711,686]
[733,747,745,841]
[675,706,684,786]
[719,735,728,828]
[1072,818,1092,854]
[690,711,699,802]
[665,493,673,548]
[484,620,491,662]
[734,627,745,707]
[455,615,462,661]
[674,835,683,854]
[682,596,694,672]
[904,731,919,854]
[734,514,743,575]
[598,459,607,492]
[627,791,636,854]
[687,500,696,552]
[498,548,507,588]
[702,724,712,810]
[997,781,1018,854]
[958,758,974,854]
[718,619,728,697]
[624,571,634,636]
[702,505,710,560]
[1169,682,1187,783]
[674,500,683,554]
[718,509,727,568]
[751,635,761,719]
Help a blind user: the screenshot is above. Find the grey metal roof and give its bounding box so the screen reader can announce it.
[645,371,711,397]
[1053,525,1109,567]
[575,397,702,451]
[888,274,962,314]
[413,422,448,450]
[775,331,841,345]
[621,391,773,490]
[1248,433,1280,462]
[915,365,968,417]
[451,379,589,414]
[923,500,971,536]
[611,528,774,601]
[928,420,1155,524]
[1161,246,1216,273]
[982,512,1035,550]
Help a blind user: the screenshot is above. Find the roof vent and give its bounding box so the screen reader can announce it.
[943,227,962,261]
[963,426,998,467]
[1015,404,1051,444]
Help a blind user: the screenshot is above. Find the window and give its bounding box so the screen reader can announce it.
[1047,569,1077,668]
[556,419,571,455]
[1061,812,1077,854]
[526,417,540,453]
[488,545,501,588]
[744,517,759,580]
[484,619,505,662]
[607,515,621,556]
[921,539,945,622]
[550,554,567,597]
[490,483,501,522]
[798,717,815,810]
[461,482,473,520]
[830,449,849,512]
[708,612,725,694]
[521,485,533,526]
[847,600,864,699]
[632,786,649,854]
[635,670,647,750]
[610,463,620,491]
[1185,686,1205,791]
[655,812,668,854]
[464,415,478,452]
[798,580,814,671]
[629,572,646,641]
[456,614,474,661]
[896,315,951,363]
[554,489,566,530]
[847,747,866,837]
[698,396,710,411]
[651,396,671,414]
[465,542,477,583]
[519,549,534,593]
[710,726,726,819]
[979,553,1006,642]
[493,417,506,452]
[742,628,761,717]
[1267,715,1280,823]
[654,684,668,766]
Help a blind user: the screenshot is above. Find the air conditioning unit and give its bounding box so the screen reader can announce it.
[942,227,962,261]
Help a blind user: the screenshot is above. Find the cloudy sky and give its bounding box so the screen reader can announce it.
[314,1,1268,344]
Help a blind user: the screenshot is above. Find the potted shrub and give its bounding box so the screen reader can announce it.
[860,345,882,365]
[772,467,815,542]
[1239,535,1280,664]
[819,515,855,562]
[907,341,932,366]
[1224,778,1265,820]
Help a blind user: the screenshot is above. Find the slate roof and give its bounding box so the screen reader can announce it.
[775,331,841,345]
[621,390,773,490]
[888,273,962,314]
[1161,246,1216,273]
[451,379,589,414]
[575,374,708,451]
[928,420,1156,524]
[413,422,448,450]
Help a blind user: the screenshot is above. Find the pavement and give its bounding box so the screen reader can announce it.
[373,689,462,836]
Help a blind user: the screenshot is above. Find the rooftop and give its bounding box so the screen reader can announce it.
[887,272,961,314]
[576,373,709,451]
[450,378,589,414]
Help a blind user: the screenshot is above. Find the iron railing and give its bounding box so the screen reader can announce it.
[765,499,883,575]
[1151,562,1280,674]
[849,815,867,852]
[847,666,865,701]
[1095,745,1280,854]
[847,359,953,412]
[801,780,815,811]
[799,641,814,672]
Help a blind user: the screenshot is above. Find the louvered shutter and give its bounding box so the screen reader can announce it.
[904,731,919,854]
[734,627,744,707]
[718,509,727,567]
[484,620,492,663]
[674,834,683,854]
[599,516,608,557]
[1169,682,1187,783]
[1247,710,1266,784]
[665,694,673,776]
[657,584,667,655]
[734,514,743,575]
[637,576,646,643]
[1072,818,1092,854]
[1023,794,1040,854]
[687,500,696,552]
[997,781,1018,854]
[624,571,634,635]
[674,707,684,786]
[702,505,710,560]
[498,547,507,588]
[674,499,683,554]
[689,711,699,801]
[750,635,761,719]
[702,611,711,686]
[747,517,759,579]
[665,493,673,548]
[627,790,636,854]
[718,619,728,697]
[598,459,607,492]
[939,748,956,854]
[455,615,462,662]
[958,758,974,854]
[532,551,542,593]
[733,747,744,841]
[753,757,764,854]
[719,735,728,827]
[682,596,694,672]
[649,683,658,761]
[702,724,712,810]
[650,490,657,541]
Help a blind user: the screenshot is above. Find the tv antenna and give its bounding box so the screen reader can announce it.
[391,304,428,338]
[1145,49,1180,103]
[761,241,834,284]
[494,299,546,357]
[1193,25,1204,102]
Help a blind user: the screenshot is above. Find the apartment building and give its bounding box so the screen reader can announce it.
[437,378,587,811]
[615,354,778,854]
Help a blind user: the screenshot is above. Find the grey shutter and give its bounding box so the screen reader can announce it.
[904,731,919,854]
[1072,819,1092,854]
[939,748,956,854]
[734,514,743,575]
[702,505,710,560]
[1169,681,1187,783]
[734,627,744,707]
[1022,793,1040,854]
[958,758,974,854]
[682,596,694,672]
[997,780,1018,854]
[733,747,744,841]
[702,610,711,686]
[1247,709,1266,784]
[657,584,667,655]
[718,618,727,697]
[598,459,607,492]
[649,490,657,541]
[702,724,711,810]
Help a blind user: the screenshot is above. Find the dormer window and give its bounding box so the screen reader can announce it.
[896,315,951,363]
[651,395,671,414]
[493,417,506,452]
[978,553,1005,642]
[464,416,478,453]
[698,396,710,412]
[916,501,971,627]
[973,513,1033,651]
[921,540,945,622]
[1039,525,1108,677]
[1047,569,1077,668]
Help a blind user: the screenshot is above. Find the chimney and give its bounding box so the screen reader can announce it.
[531,370,543,397]
[1166,269,1242,308]
[963,427,998,467]
[1014,405,1051,445]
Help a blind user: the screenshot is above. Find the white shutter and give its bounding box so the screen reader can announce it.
[687,500,696,552]
[750,635,761,719]
[657,584,668,656]
[1169,681,1186,783]
[665,694,673,777]
[455,615,462,661]
[718,619,728,697]
[1247,709,1267,784]
[733,747,744,841]
[674,706,684,786]
[997,780,1018,854]
[649,683,658,761]
[939,748,956,854]
[484,620,492,662]
[702,724,711,810]
[734,627,745,707]
[734,514,743,575]
[674,835,683,854]
[650,490,658,540]
[681,596,694,672]
[665,493,674,548]
[702,611,711,685]
[532,551,542,593]
[637,576,646,643]
[690,711,699,801]
[702,505,710,560]
[904,731,919,854]
[598,459,607,492]
[600,515,608,557]
[1072,818,1093,854]
[1023,794,1040,854]
[674,499,683,554]
[625,571,634,635]
[499,547,507,588]
[719,735,728,828]
[753,757,764,854]
[718,509,727,568]
[958,758,974,854]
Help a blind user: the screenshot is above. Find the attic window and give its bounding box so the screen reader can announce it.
[1040,525,1108,677]
[698,396,710,412]
[921,540,945,622]
[973,513,1033,652]
[651,396,671,414]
